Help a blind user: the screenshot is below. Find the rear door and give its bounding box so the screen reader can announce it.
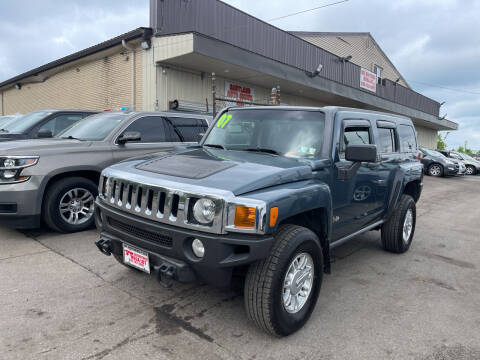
[113,115,182,161]
[331,118,383,241]
[373,120,402,215]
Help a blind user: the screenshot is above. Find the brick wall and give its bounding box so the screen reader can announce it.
[1,45,143,115]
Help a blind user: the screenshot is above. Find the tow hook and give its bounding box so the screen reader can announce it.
[154,264,176,288]
[95,239,112,256]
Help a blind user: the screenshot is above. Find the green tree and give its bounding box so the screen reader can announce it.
[437,134,446,150]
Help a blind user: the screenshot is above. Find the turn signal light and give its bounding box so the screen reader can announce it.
[234,206,256,228]
[269,207,279,227]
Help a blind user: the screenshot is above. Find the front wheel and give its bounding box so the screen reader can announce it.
[244,225,323,336]
[428,163,443,177]
[43,177,98,233]
[381,194,416,253]
[466,166,476,175]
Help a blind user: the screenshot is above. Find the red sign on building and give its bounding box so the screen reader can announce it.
[225,81,255,106]
[360,68,377,92]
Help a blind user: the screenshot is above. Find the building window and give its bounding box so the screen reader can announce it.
[374,65,383,84]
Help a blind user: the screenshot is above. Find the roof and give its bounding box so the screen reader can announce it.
[0,27,152,89]
[290,31,410,88]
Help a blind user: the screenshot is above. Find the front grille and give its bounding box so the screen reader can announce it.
[108,217,173,248]
[99,175,224,234]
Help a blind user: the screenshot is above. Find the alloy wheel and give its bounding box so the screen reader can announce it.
[59,188,95,225]
[282,253,314,314]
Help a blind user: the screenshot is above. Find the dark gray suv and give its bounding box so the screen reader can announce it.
[0,111,210,232]
[95,106,423,336]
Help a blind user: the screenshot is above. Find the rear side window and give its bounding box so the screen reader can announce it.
[167,117,208,142]
[398,125,417,152]
[377,128,397,153]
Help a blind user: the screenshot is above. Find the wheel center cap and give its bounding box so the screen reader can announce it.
[71,200,82,212]
[291,270,309,295]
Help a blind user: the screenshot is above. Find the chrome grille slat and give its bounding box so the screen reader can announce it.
[150,190,160,216]
[99,176,225,234]
[140,187,149,213]
[114,180,121,205]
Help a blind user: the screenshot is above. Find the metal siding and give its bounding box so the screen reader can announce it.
[151,0,440,117]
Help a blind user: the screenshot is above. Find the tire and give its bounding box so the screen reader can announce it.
[43,177,98,233]
[244,224,323,336]
[465,166,476,175]
[381,194,416,253]
[428,163,443,177]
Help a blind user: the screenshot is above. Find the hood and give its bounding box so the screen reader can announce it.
[0,138,93,156]
[117,147,315,196]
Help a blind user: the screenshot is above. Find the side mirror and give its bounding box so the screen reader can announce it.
[118,131,141,144]
[196,133,205,143]
[345,144,377,163]
[37,129,53,138]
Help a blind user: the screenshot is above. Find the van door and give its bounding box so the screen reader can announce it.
[331,119,383,241]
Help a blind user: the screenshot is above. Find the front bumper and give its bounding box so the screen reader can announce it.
[0,176,44,228]
[95,199,274,287]
[444,165,458,176]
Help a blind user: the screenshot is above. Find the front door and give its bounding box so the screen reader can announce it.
[113,116,182,162]
[331,119,382,241]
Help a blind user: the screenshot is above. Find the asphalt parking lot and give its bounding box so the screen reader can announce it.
[1,176,479,360]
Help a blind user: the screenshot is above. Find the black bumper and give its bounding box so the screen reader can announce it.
[0,213,41,229]
[95,200,274,287]
[444,166,458,176]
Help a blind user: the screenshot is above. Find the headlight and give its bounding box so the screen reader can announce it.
[193,198,216,224]
[0,156,39,184]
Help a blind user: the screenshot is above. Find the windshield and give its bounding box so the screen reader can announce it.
[422,148,445,158]
[0,116,16,129]
[458,152,477,162]
[3,111,52,133]
[57,112,127,141]
[204,109,325,158]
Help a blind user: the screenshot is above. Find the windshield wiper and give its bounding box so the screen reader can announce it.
[242,147,281,155]
[0,129,9,133]
[204,144,227,150]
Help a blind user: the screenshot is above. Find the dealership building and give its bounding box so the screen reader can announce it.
[0,0,457,148]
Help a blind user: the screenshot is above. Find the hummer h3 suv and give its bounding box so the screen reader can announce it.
[95,106,423,336]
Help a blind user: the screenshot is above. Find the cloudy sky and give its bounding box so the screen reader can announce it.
[1,0,478,149]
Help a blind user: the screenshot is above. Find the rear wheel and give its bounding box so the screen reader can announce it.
[428,163,443,177]
[381,194,416,253]
[244,224,323,336]
[466,166,476,175]
[43,177,97,233]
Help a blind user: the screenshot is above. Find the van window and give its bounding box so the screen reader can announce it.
[377,128,396,153]
[398,125,417,152]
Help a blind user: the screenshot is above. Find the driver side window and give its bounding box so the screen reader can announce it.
[340,126,372,159]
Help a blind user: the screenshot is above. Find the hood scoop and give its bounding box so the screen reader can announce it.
[136,155,236,179]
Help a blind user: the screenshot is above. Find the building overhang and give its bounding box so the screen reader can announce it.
[153,33,458,131]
